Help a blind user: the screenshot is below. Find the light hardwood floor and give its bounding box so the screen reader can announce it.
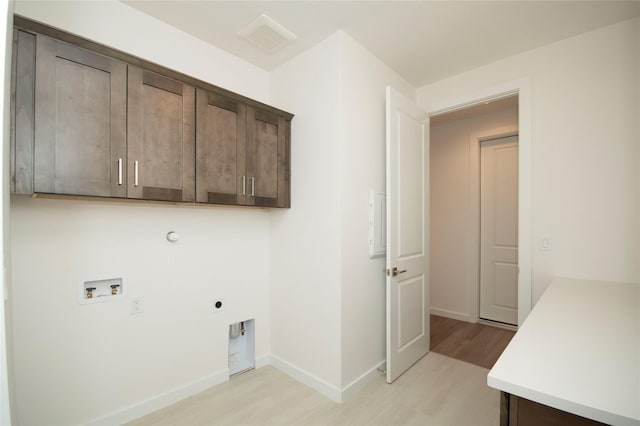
[127,352,499,426]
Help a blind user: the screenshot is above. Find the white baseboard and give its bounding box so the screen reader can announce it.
[85,368,230,426]
[341,361,385,401]
[430,307,476,323]
[255,354,271,369]
[84,354,380,425]
[269,355,342,402]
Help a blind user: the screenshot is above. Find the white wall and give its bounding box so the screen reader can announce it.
[10,1,273,425]
[269,33,343,392]
[338,33,414,389]
[430,108,518,321]
[269,31,415,396]
[1,1,14,424]
[418,17,640,303]
[12,199,272,425]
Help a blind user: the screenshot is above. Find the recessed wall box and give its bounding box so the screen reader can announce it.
[229,319,255,376]
[79,277,124,304]
[368,190,386,258]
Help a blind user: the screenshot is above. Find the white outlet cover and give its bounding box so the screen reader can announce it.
[130,296,144,315]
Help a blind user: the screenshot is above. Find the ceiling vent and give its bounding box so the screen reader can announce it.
[238,14,297,53]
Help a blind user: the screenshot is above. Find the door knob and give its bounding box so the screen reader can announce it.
[385,267,407,277]
[392,267,407,276]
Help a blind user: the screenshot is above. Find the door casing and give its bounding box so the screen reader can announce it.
[427,78,532,326]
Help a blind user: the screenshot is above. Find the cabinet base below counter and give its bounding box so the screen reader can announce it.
[489,278,639,426]
[501,392,607,426]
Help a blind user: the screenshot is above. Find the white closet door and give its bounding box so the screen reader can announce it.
[480,136,518,325]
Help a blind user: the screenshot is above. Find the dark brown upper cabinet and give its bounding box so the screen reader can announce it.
[128,68,195,202]
[11,18,293,208]
[196,89,247,205]
[11,30,36,195]
[32,33,127,198]
[196,89,290,208]
[246,107,290,208]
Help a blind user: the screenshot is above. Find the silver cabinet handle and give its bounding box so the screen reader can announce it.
[240,175,246,196]
[250,177,255,197]
[134,160,139,187]
[117,158,123,185]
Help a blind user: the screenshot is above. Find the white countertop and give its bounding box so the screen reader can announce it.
[488,277,639,426]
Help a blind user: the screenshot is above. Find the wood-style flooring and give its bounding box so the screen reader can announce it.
[128,315,513,425]
[430,314,515,369]
[127,353,499,426]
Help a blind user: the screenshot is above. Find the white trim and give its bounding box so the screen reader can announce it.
[341,361,385,401]
[430,307,476,323]
[81,355,386,425]
[85,368,230,426]
[429,87,520,117]
[255,354,271,369]
[516,79,533,326]
[270,354,342,402]
[1,4,14,425]
[427,77,533,326]
[430,91,519,117]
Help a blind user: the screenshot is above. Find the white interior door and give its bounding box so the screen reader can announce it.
[385,87,429,383]
[480,136,519,325]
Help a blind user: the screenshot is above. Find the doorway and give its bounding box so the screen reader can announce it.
[429,95,519,327]
[386,82,530,381]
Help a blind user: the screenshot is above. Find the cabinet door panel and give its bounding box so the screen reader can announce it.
[246,108,290,207]
[34,35,126,197]
[11,30,36,194]
[254,120,278,198]
[128,67,195,202]
[56,59,110,183]
[196,89,246,205]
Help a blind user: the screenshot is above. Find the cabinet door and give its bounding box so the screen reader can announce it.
[128,68,195,202]
[34,35,127,197]
[196,89,246,205]
[246,107,290,208]
[11,30,36,194]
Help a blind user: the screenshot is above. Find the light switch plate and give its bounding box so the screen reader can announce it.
[539,235,551,251]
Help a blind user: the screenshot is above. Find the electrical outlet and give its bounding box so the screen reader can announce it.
[130,297,144,315]
[213,298,224,313]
